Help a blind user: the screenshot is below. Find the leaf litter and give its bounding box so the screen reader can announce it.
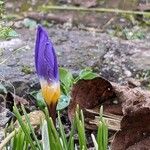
[68,77,150,149]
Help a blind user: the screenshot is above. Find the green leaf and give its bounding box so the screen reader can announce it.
[16,128,25,150]
[69,137,74,150]
[123,27,145,40]
[75,107,87,150]
[97,106,108,150]
[74,68,98,83]
[23,18,37,29]
[0,26,18,40]
[8,30,18,37]
[97,122,103,150]
[59,68,73,95]
[31,90,70,111]
[42,120,50,150]
[68,119,75,149]
[57,95,70,111]
[91,134,98,150]
[13,104,37,150]
[30,91,46,109]
[58,112,68,150]
[102,121,108,150]
[0,1,4,5]
[0,83,7,94]
[21,105,42,150]
[43,107,62,150]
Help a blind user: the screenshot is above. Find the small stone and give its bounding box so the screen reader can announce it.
[14,21,24,29]
[71,0,97,7]
[124,70,132,77]
[0,38,23,50]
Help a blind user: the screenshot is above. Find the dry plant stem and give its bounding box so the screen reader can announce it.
[0,130,16,150]
[42,6,150,15]
[90,116,121,131]
[102,17,115,30]
[0,46,27,65]
[85,108,122,131]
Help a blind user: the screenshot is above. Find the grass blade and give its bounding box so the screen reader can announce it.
[16,128,25,150]
[97,122,103,150]
[43,107,62,150]
[13,104,36,150]
[58,112,68,150]
[102,120,108,150]
[75,108,87,150]
[21,105,42,150]
[68,119,75,149]
[91,134,98,150]
[41,120,50,150]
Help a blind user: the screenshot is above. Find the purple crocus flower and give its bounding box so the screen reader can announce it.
[35,25,60,122]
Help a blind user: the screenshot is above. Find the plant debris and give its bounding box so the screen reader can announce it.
[111,83,150,150]
[68,77,115,121]
[68,77,150,149]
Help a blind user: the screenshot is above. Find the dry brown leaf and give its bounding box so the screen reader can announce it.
[112,83,150,115]
[68,77,115,121]
[68,78,150,149]
[111,83,150,150]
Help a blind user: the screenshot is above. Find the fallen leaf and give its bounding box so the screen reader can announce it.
[111,83,150,115]
[111,108,150,150]
[111,83,150,150]
[68,77,115,121]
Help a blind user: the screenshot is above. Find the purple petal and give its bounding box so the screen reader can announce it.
[35,25,59,82]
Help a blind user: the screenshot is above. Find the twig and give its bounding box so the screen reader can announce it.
[0,46,26,65]
[90,116,121,131]
[41,5,150,15]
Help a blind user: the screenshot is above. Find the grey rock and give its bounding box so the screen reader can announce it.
[0,26,150,95]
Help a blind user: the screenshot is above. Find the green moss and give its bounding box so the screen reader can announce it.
[0,26,18,40]
[21,65,33,74]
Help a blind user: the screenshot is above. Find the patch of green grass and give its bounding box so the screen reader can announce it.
[1,104,108,150]
[21,65,33,75]
[0,26,18,40]
[108,24,145,40]
[0,0,4,19]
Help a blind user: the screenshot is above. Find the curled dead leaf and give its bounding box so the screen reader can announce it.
[68,77,150,149]
[68,77,115,121]
[111,83,150,150]
[112,83,150,115]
